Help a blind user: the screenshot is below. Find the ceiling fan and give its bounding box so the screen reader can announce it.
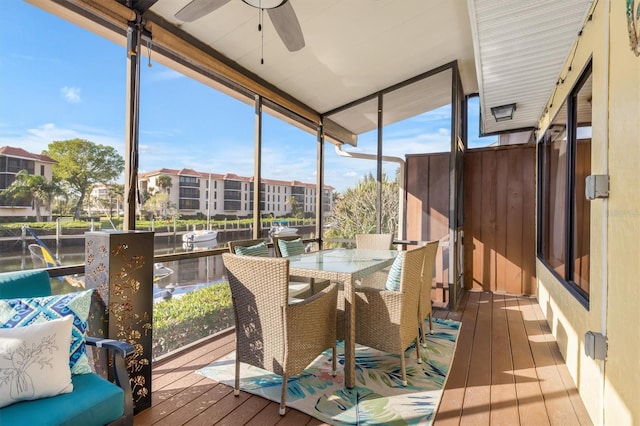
[174,0,305,53]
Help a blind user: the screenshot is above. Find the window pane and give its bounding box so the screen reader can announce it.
[542,106,568,275]
[573,72,592,294]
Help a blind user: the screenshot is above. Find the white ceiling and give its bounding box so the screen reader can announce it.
[32,0,594,138]
[147,0,477,134]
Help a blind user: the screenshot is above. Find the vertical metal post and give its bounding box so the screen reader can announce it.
[315,122,324,246]
[376,93,383,233]
[124,18,142,231]
[253,95,262,239]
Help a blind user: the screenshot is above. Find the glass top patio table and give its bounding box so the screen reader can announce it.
[287,249,398,276]
[288,248,398,389]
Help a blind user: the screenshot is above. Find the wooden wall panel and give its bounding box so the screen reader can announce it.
[464,151,483,290]
[496,149,508,293]
[480,151,497,292]
[505,148,524,294]
[464,145,536,295]
[407,145,535,297]
[406,153,450,303]
[521,147,537,294]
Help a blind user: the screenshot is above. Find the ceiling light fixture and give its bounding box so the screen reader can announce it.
[490,103,517,122]
[242,0,286,9]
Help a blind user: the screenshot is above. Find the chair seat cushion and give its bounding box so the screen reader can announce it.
[0,373,124,426]
[288,281,311,297]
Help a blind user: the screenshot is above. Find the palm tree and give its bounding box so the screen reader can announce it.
[156,174,173,193]
[2,170,58,222]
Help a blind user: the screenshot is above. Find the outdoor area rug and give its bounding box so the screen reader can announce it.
[196,317,460,425]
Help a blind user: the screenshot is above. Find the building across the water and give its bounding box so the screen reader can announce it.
[0,146,57,218]
[138,168,333,218]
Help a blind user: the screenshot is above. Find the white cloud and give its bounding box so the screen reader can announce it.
[60,86,81,103]
[149,69,185,82]
[0,122,123,156]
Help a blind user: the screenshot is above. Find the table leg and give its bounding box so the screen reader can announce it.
[344,276,355,389]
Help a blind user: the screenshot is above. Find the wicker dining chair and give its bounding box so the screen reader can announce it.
[273,235,330,293]
[222,253,338,415]
[337,245,426,386]
[228,238,311,298]
[418,241,439,346]
[355,233,394,250]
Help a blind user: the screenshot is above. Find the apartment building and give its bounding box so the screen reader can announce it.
[0,146,56,218]
[138,168,333,218]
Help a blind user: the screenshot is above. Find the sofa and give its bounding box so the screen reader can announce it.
[0,269,134,425]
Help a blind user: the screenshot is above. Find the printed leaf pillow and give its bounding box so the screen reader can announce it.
[0,316,74,408]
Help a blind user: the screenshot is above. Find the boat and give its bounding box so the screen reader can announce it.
[182,227,218,243]
[269,224,299,237]
[153,263,174,282]
[182,239,219,251]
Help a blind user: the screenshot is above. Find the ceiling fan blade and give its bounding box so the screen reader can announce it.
[175,0,232,22]
[267,1,305,52]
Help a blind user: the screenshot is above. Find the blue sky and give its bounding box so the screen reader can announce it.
[0,0,495,193]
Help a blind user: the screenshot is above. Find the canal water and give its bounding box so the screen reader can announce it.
[0,227,314,302]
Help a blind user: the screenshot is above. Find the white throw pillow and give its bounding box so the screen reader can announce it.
[0,316,74,408]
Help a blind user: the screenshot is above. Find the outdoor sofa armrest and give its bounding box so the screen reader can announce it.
[86,336,135,425]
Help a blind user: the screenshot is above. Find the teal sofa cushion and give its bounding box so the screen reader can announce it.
[0,270,51,299]
[0,373,124,426]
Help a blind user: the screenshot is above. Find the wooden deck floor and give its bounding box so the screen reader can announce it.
[134,291,592,425]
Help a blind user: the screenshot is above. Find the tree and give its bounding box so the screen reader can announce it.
[286,196,303,218]
[1,170,59,222]
[156,174,172,193]
[143,192,175,219]
[325,173,399,240]
[107,184,124,218]
[44,139,125,219]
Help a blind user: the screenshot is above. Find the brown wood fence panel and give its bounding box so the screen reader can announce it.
[463,145,536,295]
[406,153,450,303]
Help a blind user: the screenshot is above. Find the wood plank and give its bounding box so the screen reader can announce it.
[480,151,497,292]
[505,295,550,425]
[490,293,520,425]
[183,389,253,425]
[460,292,492,425]
[465,151,484,291]
[495,149,508,293]
[153,331,235,381]
[528,300,593,425]
[135,378,221,424]
[435,291,479,425]
[405,156,424,243]
[152,338,236,403]
[519,298,582,425]
[153,383,238,425]
[521,146,537,295]
[505,147,524,294]
[244,403,287,426]
[216,395,272,425]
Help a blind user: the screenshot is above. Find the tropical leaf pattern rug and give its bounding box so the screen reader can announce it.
[197,317,460,425]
